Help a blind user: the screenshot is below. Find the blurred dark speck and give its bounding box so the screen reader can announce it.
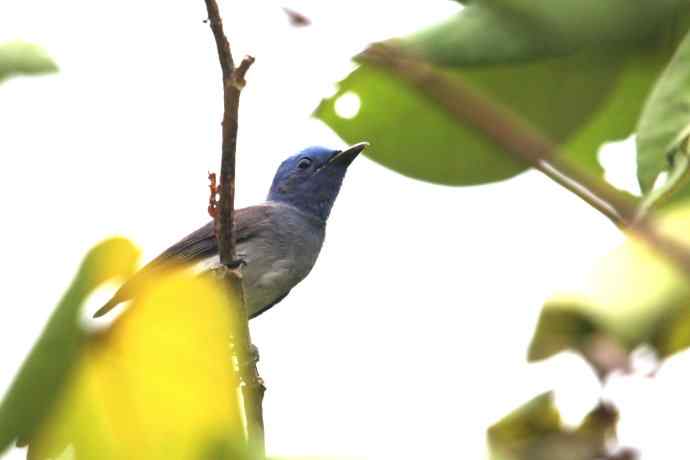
[282,7,311,27]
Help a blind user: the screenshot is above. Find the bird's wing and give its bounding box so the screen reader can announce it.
[249,289,291,319]
[148,221,217,266]
[94,204,276,317]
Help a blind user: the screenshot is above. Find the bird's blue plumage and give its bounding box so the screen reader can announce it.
[268,146,355,221]
[96,143,367,319]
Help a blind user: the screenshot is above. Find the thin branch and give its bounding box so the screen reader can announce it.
[203,0,255,265]
[204,0,234,80]
[359,43,690,278]
[361,44,632,227]
[202,0,264,455]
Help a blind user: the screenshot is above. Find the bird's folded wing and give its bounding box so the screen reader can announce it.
[94,204,275,317]
[149,221,218,266]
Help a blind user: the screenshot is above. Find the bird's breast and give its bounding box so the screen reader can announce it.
[195,209,325,316]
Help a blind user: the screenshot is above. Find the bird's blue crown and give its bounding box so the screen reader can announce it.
[267,145,359,222]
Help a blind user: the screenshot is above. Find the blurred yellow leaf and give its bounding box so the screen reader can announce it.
[28,270,246,460]
[529,202,690,371]
[0,238,139,455]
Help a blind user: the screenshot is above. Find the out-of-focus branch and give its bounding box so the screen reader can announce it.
[202,0,264,456]
[361,44,632,227]
[360,43,690,278]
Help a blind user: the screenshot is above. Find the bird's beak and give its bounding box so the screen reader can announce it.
[328,142,369,166]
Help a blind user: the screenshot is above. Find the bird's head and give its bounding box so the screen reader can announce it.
[267,142,368,221]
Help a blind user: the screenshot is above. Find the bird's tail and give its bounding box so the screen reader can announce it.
[94,298,120,318]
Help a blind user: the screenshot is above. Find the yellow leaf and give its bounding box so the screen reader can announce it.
[28,270,245,460]
[0,238,139,454]
[529,202,690,366]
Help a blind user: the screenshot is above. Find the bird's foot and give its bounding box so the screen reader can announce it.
[226,258,247,270]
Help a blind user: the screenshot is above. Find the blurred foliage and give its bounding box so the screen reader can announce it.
[0,239,249,460]
[28,270,246,460]
[314,3,690,454]
[0,41,57,83]
[529,203,690,375]
[488,393,619,460]
[527,304,628,379]
[0,239,139,456]
[637,29,690,204]
[315,0,690,186]
[9,1,690,459]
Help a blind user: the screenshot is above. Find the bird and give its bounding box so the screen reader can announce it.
[94,142,368,319]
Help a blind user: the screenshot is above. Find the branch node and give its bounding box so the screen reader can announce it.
[230,56,255,90]
[208,171,219,219]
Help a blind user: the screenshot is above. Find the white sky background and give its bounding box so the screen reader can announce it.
[1,1,689,459]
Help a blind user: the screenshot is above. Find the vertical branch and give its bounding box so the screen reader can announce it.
[202,0,264,456]
[203,0,254,264]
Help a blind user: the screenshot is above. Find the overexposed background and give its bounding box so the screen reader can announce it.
[1,1,687,459]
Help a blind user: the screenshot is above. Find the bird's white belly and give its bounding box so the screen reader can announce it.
[193,254,300,317]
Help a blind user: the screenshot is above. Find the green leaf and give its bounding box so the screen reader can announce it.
[0,239,139,455]
[0,41,58,83]
[315,4,690,186]
[404,1,684,66]
[527,303,632,378]
[528,304,602,361]
[648,301,690,358]
[637,29,690,196]
[317,51,624,185]
[562,48,674,175]
[481,0,685,54]
[488,393,617,460]
[401,5,563,65]
[488,393,561,448]
[528,202,690,371]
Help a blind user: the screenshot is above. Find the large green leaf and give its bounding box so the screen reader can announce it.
[318,51,623,185]
[404,1,683,66]
[482,0,685,54]
[637,29,690,198]
[315,3,690,186]
[0,239,139,455]
[562,49,674,174]
[0,41,57,83]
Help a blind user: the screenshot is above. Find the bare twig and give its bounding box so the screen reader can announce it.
[204,0,254,264]
[359,43,690,278]
[202,0,264,455]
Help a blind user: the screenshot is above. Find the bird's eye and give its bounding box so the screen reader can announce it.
[297,158,312,170]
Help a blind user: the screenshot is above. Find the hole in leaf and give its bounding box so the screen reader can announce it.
[597,137,640,195]
[334,91,361,119]
[81,280,129,332]
[652,171,669,191]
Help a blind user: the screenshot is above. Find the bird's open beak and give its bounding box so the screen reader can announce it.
[328,142,369,166]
